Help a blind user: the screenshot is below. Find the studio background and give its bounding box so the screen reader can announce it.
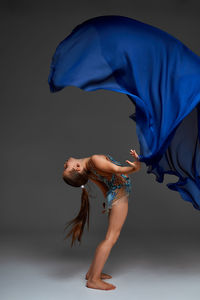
[1,1,200,299]
[1,0,200,235]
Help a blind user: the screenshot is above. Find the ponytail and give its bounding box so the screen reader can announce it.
[64,186,90,247]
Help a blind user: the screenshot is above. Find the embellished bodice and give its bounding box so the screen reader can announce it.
[88,154,132,214]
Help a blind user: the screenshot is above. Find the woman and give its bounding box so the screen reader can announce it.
[62,149,141,290]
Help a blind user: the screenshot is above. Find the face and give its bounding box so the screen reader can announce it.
[63,157,82,177]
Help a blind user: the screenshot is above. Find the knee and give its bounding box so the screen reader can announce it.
[105,231,121,246]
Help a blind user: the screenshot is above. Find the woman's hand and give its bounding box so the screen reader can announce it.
[126,149,141,169]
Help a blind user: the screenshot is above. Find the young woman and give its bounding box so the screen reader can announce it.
[62,149,141,290]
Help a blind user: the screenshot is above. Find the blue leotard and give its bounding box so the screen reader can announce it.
[89,154,132,215]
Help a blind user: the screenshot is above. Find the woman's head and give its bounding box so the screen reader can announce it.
[62,157,90,187]
[62,156,91,247]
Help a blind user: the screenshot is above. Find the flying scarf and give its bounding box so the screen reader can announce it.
[48,15,200,211]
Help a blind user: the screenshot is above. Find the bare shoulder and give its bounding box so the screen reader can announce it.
[91,154,107,161]
[90,154,118,174]
[91,154,109,166]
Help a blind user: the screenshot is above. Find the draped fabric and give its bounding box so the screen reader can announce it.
[48,15,200,211]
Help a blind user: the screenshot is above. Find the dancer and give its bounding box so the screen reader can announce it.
[63,149,141,290]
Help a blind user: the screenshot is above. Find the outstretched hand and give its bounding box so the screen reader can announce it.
[126,149,141,169]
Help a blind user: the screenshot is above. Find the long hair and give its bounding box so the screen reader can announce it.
[63,168,91,247]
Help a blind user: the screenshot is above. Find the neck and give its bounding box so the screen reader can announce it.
[80,156,91,172]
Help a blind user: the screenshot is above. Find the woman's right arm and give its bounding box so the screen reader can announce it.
[116,164,141,175]
[91,150,141,176]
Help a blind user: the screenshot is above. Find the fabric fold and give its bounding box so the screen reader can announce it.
[48,15,200,211]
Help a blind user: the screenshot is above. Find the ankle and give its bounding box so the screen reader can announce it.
[87,274,101,281]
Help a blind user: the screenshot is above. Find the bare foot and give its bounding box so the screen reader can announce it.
[85,272,112,280]
[86,278,116,290]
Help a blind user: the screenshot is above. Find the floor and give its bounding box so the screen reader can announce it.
[1,231,200,300]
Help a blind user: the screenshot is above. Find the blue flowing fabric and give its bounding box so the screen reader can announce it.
[48,15,200,211]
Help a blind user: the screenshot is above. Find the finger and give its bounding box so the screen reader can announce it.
[126,160,132,164]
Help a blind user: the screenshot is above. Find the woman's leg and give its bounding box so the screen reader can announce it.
[86,195,129,290]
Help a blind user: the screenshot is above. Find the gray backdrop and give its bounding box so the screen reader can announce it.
[1,0,200,237]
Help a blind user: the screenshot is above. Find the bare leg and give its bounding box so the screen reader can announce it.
[86,195,129,290]
[85,208,112,280]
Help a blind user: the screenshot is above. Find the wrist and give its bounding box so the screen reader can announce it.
[117,165,137,175]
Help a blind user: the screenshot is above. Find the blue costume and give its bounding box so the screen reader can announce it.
[88,154,132,215]
[48,15,200,211]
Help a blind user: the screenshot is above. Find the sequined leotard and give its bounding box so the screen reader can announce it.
[88,154,132,215]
